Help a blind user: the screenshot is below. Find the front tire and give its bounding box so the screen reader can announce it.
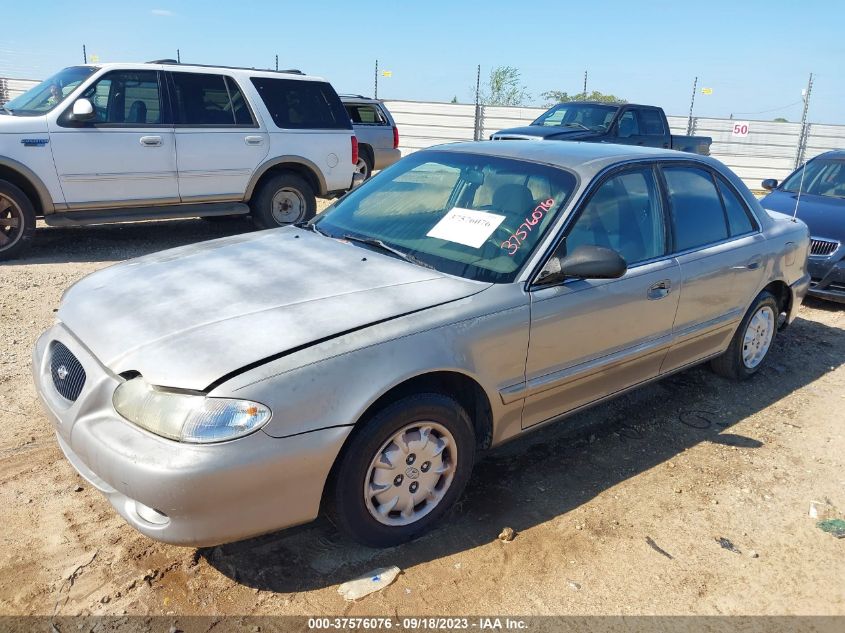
[332,393,476,548]
[711,291,779,380]
[0,180,36,261]
[249,172,316,229]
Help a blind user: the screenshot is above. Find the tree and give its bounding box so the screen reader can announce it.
[773,117,788,122]
[479,66,529,106]
[541,90,627,108]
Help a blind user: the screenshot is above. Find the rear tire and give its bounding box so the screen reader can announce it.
[355,147,374,180]
[332,393,476,548]
[711,291,779,380]
[0,180,36,261]
[249,172,316,229]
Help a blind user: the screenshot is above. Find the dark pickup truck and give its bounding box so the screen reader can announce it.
[491,101,712,155]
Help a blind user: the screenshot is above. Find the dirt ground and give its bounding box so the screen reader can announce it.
[1,213,843,618]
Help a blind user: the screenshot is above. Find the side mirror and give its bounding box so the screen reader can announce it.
[761,178,778,191]
[537,245,627,285]
[70,98,94,121]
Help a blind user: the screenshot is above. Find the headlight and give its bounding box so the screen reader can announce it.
[113,377,271,443]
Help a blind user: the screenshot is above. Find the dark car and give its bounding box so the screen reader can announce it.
[491,102,712,155]
[760,150,845,304]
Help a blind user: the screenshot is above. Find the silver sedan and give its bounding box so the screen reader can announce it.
[33,141,810,547]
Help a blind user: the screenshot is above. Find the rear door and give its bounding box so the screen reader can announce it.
[168,71,269,201]
[521,164,681,429]
[659,163,765,373]
[48,69,178,208]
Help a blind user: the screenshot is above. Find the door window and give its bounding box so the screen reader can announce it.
[640,108,666,136]
[716,178,757,236]
[617,110,640,137]
[565,167,666,265]
[170,72,254,125]
[663,166,730,251]
[76,70,163,125]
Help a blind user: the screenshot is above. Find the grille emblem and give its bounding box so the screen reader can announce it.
[57,365,69,380]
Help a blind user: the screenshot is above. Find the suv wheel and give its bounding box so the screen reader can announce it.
[332,393,476,547]
[711,291,779,380]
[355,147,373,180]
[250,172,316,229]
[0,180,36,261]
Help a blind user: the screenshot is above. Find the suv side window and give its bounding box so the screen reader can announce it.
[250,77,351,130]
[640,108,666,136]
[663,166,730,251]
[565,167,666,266]
[75,70,163,125]
[170,72,254,126]
[346,103,386,125]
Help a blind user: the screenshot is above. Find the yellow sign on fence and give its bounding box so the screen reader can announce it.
[382,71,392,77]
[701,87,713,95]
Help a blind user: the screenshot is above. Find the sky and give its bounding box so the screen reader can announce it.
[1,0,843,123]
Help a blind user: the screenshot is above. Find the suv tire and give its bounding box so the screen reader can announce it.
[332,393,476,548]
[0,180,36,261]
[250,172,316,229]
[355,146,374,180]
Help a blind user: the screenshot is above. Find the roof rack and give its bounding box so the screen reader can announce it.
[339,93,375,100]
[145,60,305,75]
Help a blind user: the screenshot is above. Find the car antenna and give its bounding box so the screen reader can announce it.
[792,161,807,223]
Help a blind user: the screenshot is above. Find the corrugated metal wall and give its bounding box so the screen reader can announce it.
[385,100,845,192]
[2,78,842,192]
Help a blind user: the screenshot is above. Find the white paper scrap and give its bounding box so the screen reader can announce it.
[426,208,506,248]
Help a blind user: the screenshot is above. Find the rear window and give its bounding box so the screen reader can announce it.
[346,103,387,125]
[250,77,351,130]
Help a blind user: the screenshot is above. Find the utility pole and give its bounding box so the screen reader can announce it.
[177,49,181,63]
[275,54,278,71]
[686,76,698,135]
[583,70,587,97]
[474,64,482,141]
[82,44,87,64]
[795,72,814,168]
[374,59,378,99]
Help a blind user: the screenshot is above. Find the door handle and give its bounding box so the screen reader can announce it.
[244,135,264,146]
[139,136,162,147]
[732,257,762,271]
[647,279,672,300]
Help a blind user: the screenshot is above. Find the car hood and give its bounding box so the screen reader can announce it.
[0,113,48,135]
[59,228,487,391]
[491,125,599,141]
[761,190,845,241]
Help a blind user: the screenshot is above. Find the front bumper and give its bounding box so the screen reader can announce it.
[807,256,845,304]
[33,323,351,547]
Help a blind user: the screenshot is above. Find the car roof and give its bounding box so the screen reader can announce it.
[76,62,325,82]
[814,149,845,160]
[431,140,718,175]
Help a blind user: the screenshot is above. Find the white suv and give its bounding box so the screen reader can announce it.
[0,61,361,260]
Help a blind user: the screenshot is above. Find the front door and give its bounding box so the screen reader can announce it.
[48,69,178,208]
[522,165,681,429]
[168,71,269,201]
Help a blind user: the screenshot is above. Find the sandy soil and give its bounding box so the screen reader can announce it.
[1,214,843,618]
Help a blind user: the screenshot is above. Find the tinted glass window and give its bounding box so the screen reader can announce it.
[716,178,755,236]
[617,110,639,137]
[640,109,666,136]
[664,166,729,251]
[251,78,351,130]
[78,70,162,124]
[566,168,666,265]
[171,72,252,125]
[781,158,845,198]
[346,104,386,125]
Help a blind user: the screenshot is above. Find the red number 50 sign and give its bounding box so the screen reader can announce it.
[732,121,750,137]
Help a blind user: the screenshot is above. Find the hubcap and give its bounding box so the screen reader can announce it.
[742,305,775,369]
[270,188,306,225]
[364,422,457,527]
[0,193,24,251]
[354,158,369,178]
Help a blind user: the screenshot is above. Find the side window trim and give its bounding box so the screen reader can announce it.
[657,160,761,256]
[57,69,171,128]
[528,161,670,288]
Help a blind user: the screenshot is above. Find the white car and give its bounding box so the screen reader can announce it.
[0,61,360,260]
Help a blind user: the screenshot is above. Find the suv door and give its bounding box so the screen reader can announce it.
[49,70,178,208]
[521,165,681,429]
[168,72,269,201]
[659,164,766,373]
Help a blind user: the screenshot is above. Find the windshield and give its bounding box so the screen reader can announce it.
[532,103,618,131]
[3,67,97,116]
[782,158,845,199]
[313,150,577,283]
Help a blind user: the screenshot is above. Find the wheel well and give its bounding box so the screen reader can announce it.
[250,163,322,200]
[0,165,43,216]
[763,280,791,326]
